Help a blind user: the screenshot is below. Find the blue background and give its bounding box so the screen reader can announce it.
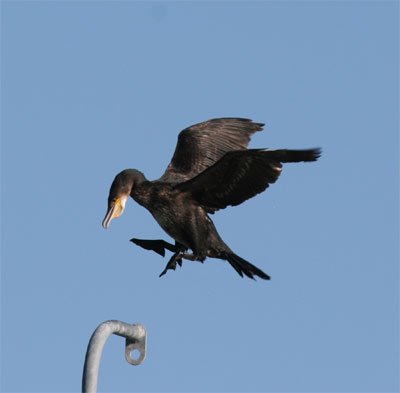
[2,1,398,392]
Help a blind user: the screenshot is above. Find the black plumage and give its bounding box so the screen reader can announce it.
[103,118,321,280]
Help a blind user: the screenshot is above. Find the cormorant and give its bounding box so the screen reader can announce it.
[103,118,321,280]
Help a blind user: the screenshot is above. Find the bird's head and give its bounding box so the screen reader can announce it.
[102,169,144,229]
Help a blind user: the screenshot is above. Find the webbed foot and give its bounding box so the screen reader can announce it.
[130,238,178,257]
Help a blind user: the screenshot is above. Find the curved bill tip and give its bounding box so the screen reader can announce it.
[102,204,117,229]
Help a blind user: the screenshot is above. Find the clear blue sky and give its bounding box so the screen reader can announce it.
[1,1,398,392]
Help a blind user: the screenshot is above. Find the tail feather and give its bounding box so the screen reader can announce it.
[223,251,270,280]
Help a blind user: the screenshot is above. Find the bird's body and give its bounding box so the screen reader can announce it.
[122,174,236,262]
[103,118,321,280]
[133,180,210,252]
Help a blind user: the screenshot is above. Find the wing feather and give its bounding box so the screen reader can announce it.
[158,118,264,183]
[176,148,321,212]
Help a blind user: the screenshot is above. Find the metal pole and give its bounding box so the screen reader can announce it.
[82,320,147,393]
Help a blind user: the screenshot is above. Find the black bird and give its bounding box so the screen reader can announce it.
[103,118,321,280]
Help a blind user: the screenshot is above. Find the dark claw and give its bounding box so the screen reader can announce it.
[159,266,172,277]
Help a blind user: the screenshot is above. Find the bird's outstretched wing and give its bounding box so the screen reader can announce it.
[176,148,321,212]
[158,118,264,183]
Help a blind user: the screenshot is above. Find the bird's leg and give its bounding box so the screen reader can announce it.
[180,252,206,263]
[158,242,189,277]
[174,242,188,267]
[158,249,207,277]
[159,251,184,277]
[130,238,179,257]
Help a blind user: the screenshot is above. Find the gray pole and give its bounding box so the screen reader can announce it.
[82,320,147,393]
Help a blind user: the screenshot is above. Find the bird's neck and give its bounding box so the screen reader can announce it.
[122,169,148,204]
[130,180,153,208]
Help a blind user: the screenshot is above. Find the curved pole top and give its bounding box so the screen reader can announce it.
[82,320,147,393]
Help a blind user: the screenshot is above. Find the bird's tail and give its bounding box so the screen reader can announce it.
[222,251,270,280]
[263,148,321,163]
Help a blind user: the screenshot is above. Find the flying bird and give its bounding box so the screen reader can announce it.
[103,118,321,280]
